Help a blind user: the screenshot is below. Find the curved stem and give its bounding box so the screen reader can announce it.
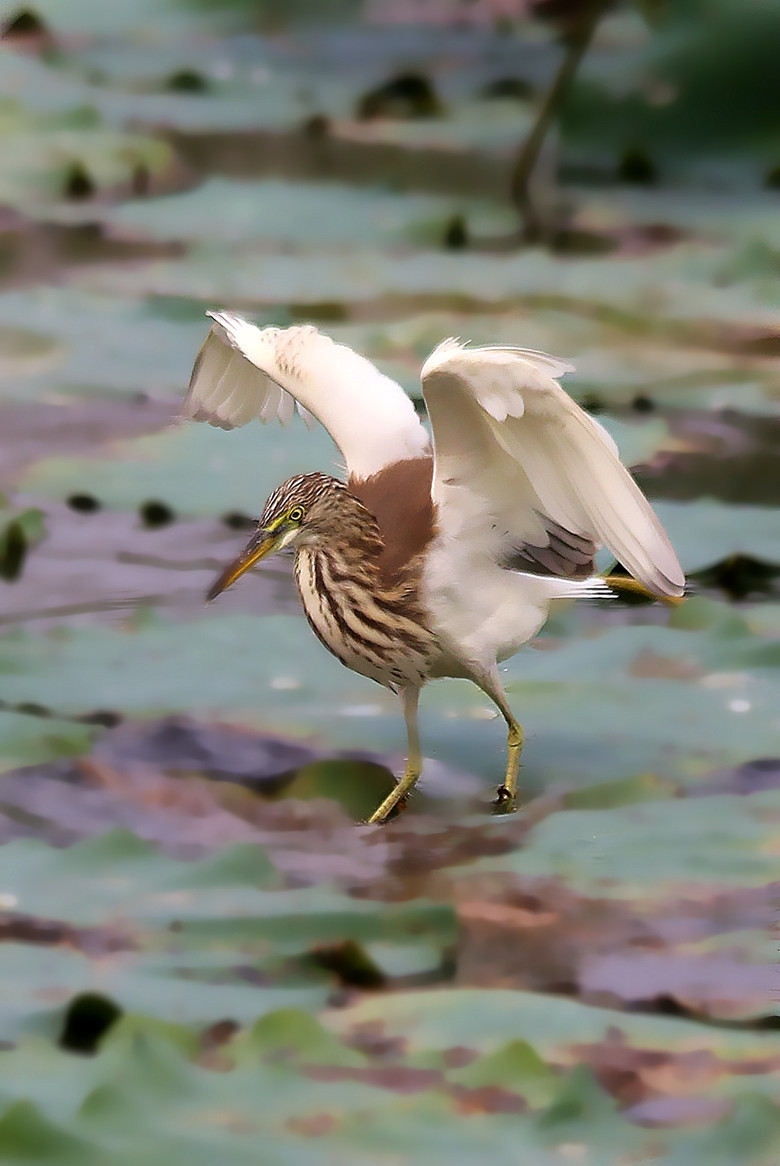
[510,8,607,240]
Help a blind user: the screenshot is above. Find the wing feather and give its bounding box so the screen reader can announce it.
[421,341,684,598]
[212,362,252,428]
[183,311,430,478]
[278,385,295,426]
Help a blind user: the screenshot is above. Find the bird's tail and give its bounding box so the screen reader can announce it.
[544,575,615,600]
[543,573,688,605]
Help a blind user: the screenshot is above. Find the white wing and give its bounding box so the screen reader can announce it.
[183,311,430,479]
[421,340,684,598]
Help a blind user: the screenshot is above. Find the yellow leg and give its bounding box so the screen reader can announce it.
[473,666,524,814]
[494,717,524,813]
[368,687,421,825]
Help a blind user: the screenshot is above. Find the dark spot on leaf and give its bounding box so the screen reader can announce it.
[356,72,442,121]
[222,511,256,530]
[0,519,28,582]
[0,911,128,957]
[551,229,618,256]
[480,76,534,100]
[0,913,71,945]
[581,393,604,414]
[166,69,208,93]
[302,114,330,140]
[632,393,655,413]
[1,7,46,36]
[618,149,657,185]
[531,0,606,32]
[293,301,347,321]
[14,701,52,718]
[635,992,690,1018]
[131,163,150,197]
[693,554,779,600]
[59,992,123,1055]
[306,939,385,989]
[139,500,174,528]
[76,709,122,728]
[67,493,100,513]
[63,163,95,201]
[443,215,468,250]
[200,1018,240,1052]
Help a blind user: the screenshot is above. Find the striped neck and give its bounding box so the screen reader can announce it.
[292,537,436,690]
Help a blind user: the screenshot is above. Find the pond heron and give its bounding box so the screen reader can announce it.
[184,312,684,823]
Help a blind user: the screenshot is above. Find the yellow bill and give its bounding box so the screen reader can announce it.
[206,529,278,601]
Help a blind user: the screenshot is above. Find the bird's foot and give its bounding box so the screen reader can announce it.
[366,771,417,824]
[365,793,409,826]
[492,785,518,815]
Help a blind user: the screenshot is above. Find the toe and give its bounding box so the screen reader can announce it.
[492,785,518,815]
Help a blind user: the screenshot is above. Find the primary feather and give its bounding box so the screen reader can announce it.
[182,311,430,479]
[420,340,685,599]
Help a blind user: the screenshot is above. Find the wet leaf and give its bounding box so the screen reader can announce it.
[326,987,777,1064]
[0,101,177,214]
[654,501,780,574]
[102,177,507,250]
[0,288,209,404]
[447,1039,556,1108]
[580,952,775,1021]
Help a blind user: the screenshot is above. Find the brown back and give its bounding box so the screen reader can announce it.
[349,456,436,584]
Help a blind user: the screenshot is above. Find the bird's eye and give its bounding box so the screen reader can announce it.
[288,506,305,523]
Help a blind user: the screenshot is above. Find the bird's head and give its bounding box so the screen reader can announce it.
[206,472,349,600]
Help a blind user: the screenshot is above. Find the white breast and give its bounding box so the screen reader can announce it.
[422,538,552,673]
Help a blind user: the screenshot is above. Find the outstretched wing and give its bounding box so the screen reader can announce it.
[420,340,684,597]
[183,311,430,479]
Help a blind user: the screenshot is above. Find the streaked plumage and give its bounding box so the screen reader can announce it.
[184,311,684,823]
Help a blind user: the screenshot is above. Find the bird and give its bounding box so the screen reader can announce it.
[183,311,684,824]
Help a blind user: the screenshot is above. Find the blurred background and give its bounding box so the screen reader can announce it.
[0,0,778,1162]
